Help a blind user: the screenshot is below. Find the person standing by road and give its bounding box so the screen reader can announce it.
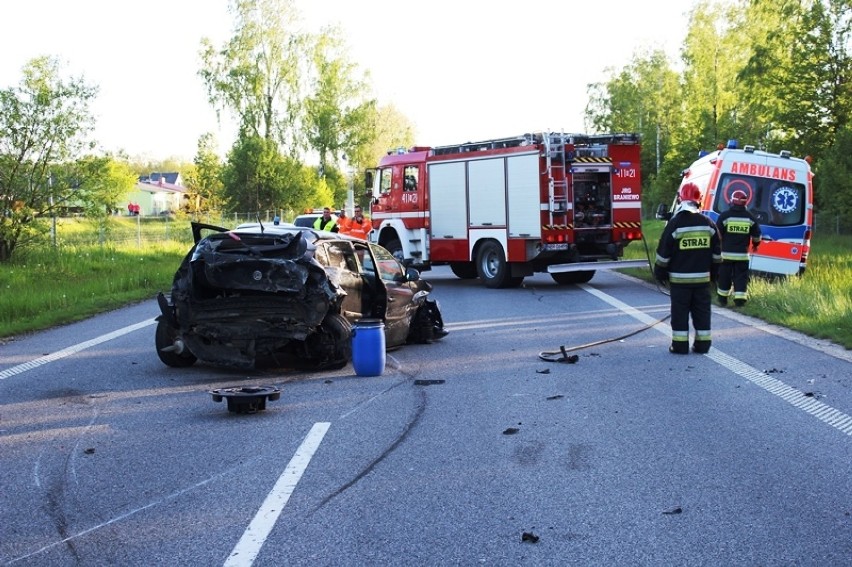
[338,205,372,240]
[313,207,338,232]
[716,189,762,307]
[655,183,722,354]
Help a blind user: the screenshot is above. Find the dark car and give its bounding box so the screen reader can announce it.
[155,222,446,370]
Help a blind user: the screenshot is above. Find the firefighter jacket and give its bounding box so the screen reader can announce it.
[655,210,722,285]
[339,215,372,240]
[716,205,761,261]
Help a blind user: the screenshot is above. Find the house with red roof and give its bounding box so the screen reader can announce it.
[125,172,188,216]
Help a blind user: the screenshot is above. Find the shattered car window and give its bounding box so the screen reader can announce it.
[369,243,405,282]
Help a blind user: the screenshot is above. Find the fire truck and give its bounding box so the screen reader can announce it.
[364,132,647,288]
[665,140,814,277]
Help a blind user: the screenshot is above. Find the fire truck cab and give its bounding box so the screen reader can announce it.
[365,132,644,288]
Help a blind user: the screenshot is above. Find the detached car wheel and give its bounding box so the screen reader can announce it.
[155,319,197,368]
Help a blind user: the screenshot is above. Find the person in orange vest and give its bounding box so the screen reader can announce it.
[338,205,372,240]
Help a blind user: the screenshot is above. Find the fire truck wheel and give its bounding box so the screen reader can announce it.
[551,270,596,285]
[450,262,478,279]
[384,238,404,263]
[476,241,523,288]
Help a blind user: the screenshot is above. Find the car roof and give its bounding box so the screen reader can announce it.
[233,222,365,243]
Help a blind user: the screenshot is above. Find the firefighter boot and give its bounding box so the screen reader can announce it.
[734,299,746,307]
[692,341,711,354]
[717,295,728,306]
[669,342,689,355]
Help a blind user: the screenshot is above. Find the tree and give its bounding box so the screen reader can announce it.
[0,56,97,261]
[75,155,137,220]
[584,49,682,208]
[186,133,225,216]
[815,124,852,228]
[220,134,314,214]
[303,27,376,179]
[199,0,308,155]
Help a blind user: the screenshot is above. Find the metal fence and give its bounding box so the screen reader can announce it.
[813,213,852,236]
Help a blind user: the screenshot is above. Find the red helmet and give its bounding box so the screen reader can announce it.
[731,190,748,206]
[678,183,701,203]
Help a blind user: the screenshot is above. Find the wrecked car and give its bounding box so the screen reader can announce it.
[155,222,446,370]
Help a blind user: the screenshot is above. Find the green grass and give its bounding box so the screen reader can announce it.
[1,217,850,350]
[623,221,852,350]
[0,217,198,339]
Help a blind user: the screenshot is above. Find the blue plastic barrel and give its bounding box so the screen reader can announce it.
[351,319,386,376]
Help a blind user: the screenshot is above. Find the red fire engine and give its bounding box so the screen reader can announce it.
[365,132,647,288]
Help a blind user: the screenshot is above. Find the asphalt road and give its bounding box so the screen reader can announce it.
[2,267,851,567]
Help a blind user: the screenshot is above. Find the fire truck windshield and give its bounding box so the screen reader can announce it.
[713,173,806,227]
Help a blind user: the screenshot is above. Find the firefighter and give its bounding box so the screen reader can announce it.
[312,207,338,232]
[338,205,372,240]
[655,183,722,354]
[716,189,761,307]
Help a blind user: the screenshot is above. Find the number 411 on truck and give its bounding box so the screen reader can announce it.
[364,132,648,288]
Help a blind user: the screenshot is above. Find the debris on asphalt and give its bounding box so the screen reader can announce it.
[662,506,683,515]
[546,395,564,401]
[503,427,520,435]
[209,386,281,413]
[521,531,540,543]
[536,368,551,374]
[414,379,445,386]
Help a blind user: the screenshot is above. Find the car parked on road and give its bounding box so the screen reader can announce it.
[155,222,446,370]
[292,209,340,229]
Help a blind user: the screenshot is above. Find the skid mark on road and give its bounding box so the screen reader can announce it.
[581,283,852,439]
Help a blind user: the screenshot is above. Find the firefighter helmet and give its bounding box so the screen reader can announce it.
[731,190,748,206]
[678,183,701,203]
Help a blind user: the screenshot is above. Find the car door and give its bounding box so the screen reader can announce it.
[313,240,365,321]
[366,243,418,347]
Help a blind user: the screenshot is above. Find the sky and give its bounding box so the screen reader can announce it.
[0,0,693,162]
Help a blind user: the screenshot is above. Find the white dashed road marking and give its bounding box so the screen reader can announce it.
[223,422,331,567]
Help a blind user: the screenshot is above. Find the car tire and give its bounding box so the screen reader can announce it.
[300,313,352,370]
[551,270,596,285]
[155,319,197,368]
[450,262,478,279]
[476,241,523,288]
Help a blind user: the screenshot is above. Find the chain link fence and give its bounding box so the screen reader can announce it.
[813,213,852,236]
[49,210,297,249]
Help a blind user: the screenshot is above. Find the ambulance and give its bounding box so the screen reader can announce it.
[665,140,814,277]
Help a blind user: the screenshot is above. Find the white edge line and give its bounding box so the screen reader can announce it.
[223,422,331,567]
[0,319,158,380]
[583,282,852,438]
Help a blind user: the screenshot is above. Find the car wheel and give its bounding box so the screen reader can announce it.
[476,241,523,288]
[450,261,478,279]
[300,313,353,370]
[155,319,197,367]
[551,270,596,285]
